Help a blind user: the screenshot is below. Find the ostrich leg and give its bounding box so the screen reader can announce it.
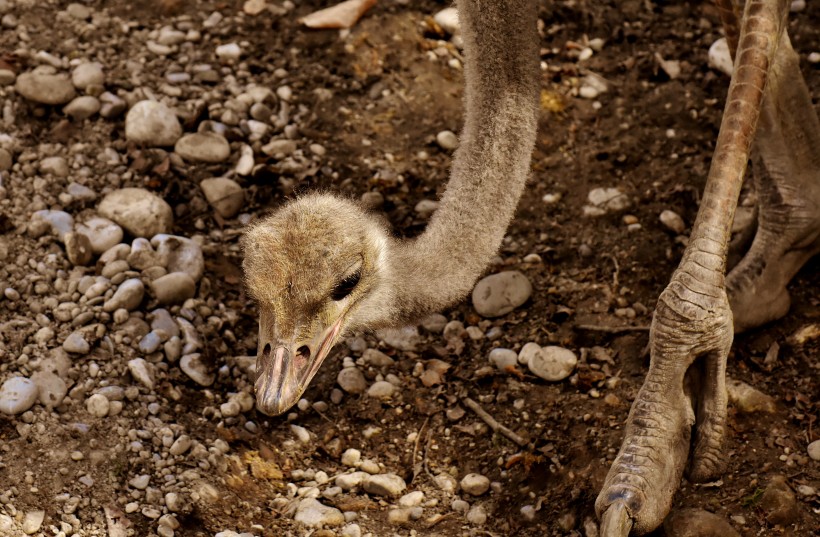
[595,0,792,534]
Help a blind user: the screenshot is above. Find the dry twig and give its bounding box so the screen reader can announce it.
[461,397,528,447]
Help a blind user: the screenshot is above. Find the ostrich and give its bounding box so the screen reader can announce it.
[243,0,819,534]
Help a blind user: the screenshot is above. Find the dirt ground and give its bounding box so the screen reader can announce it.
[0,1,818,536]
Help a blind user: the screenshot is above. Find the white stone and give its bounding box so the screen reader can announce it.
[86,393,110,417]
[585,187,631,214]
[16,72,76,104]
[200,177,244,218]
[367,380,395,399]
[175,133,231,163]
[398,491,424,507]
[708,38,733,76]
[63,330,90,354]
[180,353,215,386]
[460,473,490,496]
[337,367,367,394]
[377,326,420,351]
[294,498,344,527]
[341,448,361,467]
[32,209,73,241]
[466,505,487,525]
[488,348,518,371]
[527,345,577,381]
[98,188,173,238]
[31,371,66,408]
[436,130,459,150]
[103,278,145,312]
[151,272,196,305]
[128,358,155,390]
[336,471,369,491]
[64,95,100,120]
[216,42,242,61]
[433,7,459,35]
[76,217,123,254]
[22,510,44,535]
[125,100,182,146]
[660,209,686,234]
[809,440,820,461]
[151,234,204,282]
[0,377,39,415]
[363,473,406,497]
[472,271,532,318]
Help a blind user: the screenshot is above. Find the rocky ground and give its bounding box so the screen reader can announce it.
[0,1,818,537]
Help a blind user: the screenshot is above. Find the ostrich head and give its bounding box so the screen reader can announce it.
[243,194,393,415]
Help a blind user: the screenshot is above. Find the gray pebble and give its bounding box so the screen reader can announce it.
[436,130,459,150]
[180,353,214,386]
[138,331,162,354]
[65,232,93,266]
[584,187,631,216]
[31,370,66,408]
[63,330,90,354]
[15,72,76,104]
[488,348,518,371]
[67,182,97,202]
[336,471,368,491]
[377,326,420,351]
[72,62,104,89]
[363,473,406,497]
[726,379,776,413]
[527,345,577,381]
[398,491,424,507]
[128,237,165,270]
[806,440,820,461]
[471,271,532,318]
[294,498,344,527]
[151,272,196,305]
[341,448,361,466]
[420,313,448,333]
[466,505,487,525]
[663,508,740,537]
[103,278,145,312]
[175,133,230,163]
[0,377,39,415]
[125,100,182,146]
[98,188,173,238]
[460,473,490,496]
[151,234,204,282]
[660,209,686,234]
[99,91,127,118]
[367,380,395,399]
[337,367,367,394]
[32,209,74,241]
[361,349,394,367]
[86,393,110,417]
[76,217,123,254]
[64,95,100,120]
[0,69,15,86]
[129,474,150,490]
[200,177,244,218]
[21,510,44,535]
[40,155,69,176]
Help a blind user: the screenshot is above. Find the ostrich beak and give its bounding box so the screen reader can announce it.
[254,319,343,416]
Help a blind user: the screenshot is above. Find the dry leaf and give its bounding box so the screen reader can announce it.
[300,0,377,30]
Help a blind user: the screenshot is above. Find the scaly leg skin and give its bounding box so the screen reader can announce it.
[595,0,790,534]
[727,28,820,333]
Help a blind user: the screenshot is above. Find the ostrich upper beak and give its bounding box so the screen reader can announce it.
[255,319,343,416]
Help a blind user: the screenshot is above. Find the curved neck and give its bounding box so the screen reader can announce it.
[385,0,540,322]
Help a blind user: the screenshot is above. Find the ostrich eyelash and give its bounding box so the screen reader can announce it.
[331,270,361,301]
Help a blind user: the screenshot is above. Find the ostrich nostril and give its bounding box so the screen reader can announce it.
[263,343,271,357]
[296,345,311,360]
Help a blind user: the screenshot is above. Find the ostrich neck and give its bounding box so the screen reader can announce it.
[387,0,540,323]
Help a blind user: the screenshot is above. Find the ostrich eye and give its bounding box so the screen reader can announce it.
[331,271,361,301]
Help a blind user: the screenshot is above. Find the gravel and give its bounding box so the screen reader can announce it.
[460,473,490,496]
[471,271,533,317]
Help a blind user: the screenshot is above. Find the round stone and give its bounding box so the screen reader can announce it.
[64,232,93,266]
[663,508,740,537]
[0,377,39,415]
[98,188,173,238]
[436,130,459,150]
[151,272,196,305]
[72,62,104,89]
[15,72,76,104]
[64,95,100,120]
[363,474,406,498]
[200,177,244,218]
[103,278,145,312]
[337,367,367,394]
[180,354,215,386]
[366,380,395,399]
[31,371,67,409]
[527,345,577,381]
[76,217,123,254]
[125,100,182,146]
[86,393,110,417]
[151,235,205,282]
[471,271,532,318]
[63,331,90,354]
[433,7,460,34]
[460,473,490,496]
[294,498,344,527]
[128,358,155,390]
[807,440,820,461]
[488,348,518,371]
[660,209,686,234]
[174,133,231,163]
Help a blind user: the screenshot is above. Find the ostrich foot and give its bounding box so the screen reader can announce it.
[595,277,732,534]
[596,0,790,533]
[726,30,820,332]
